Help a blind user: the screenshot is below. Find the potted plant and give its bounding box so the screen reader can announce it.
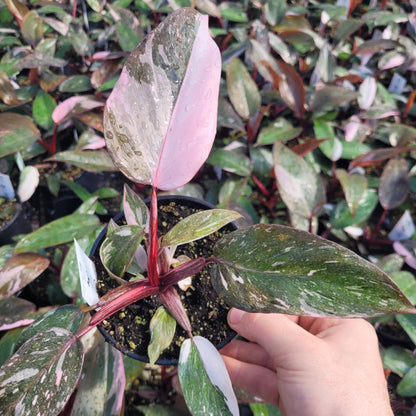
[0,7,415,416]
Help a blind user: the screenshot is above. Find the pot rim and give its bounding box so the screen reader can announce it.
[90,194,238,365]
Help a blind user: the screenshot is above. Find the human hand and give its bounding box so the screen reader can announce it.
[221,308,393,416]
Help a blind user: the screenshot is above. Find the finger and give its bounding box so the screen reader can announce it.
[221,354,279,407]
[228,309,320,363]
[220,339,275,371]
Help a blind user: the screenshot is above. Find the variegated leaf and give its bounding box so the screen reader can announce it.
[104,8,221,190]
[0,328,83,416]
[179,336,238,416]
[212,224,414,317]
[162,209,241,248]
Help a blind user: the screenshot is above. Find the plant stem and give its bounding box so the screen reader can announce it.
[372,207,388,239]
[148,187,160,286]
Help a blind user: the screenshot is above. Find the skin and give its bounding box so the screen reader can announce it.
[221,308,393,416]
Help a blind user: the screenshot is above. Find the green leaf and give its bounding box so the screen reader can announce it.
[257,118,302,145]
[207,148,253,176]
[116,20,142,52]
[71,339,125,415]
[396,314,416,346]
[335,19,362,43]
[340,141,372,160]
[47,150,117,172]
[162,209,241,248]
[100,225,144,278]
[226,57,260,120]
[59,75,92,93]
[0,328,83,416]
[335,169,367,217]
[62,180,107,215]
[389,124,416,146]
[273,141,325,218]
[330,188,378,229]
[123,184,149,227]
[135,405,181,415]
[0,327,25,367]
[309,86,358,112]
[382,346,416,378]
[14,213,100,253]
[379,158,409,210]
[148,306,176,365]
[250,403,282,416]
[264,0,286,26]
[0,113,40,158]
[178,336,238,416]
[16,305,84,349]
[397,365,416,397]
[212,224,414,317]
[219,2,248,22]
[68,25,93,56]
[391,271,416,304]
[21,10,43,46]
[0,253,49,297]
[32,90,56,130]
[0,297,38,331]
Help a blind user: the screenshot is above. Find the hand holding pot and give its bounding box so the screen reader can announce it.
[221,309,393,416]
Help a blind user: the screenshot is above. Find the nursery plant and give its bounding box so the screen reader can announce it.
[1,6,416,416]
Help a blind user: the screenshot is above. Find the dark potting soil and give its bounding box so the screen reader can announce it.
[0,197,19,229]
[93,199,236,362]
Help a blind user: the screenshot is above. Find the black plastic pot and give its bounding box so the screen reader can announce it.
[0,199,32,245]
[90,194,238,365]
[376,323,415,350]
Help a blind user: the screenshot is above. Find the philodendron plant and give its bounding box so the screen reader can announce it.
[0,7,415,416]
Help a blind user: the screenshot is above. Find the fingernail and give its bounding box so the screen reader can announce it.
[228,308,244,325]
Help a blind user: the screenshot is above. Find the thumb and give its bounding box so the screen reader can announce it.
[228,308,318,361]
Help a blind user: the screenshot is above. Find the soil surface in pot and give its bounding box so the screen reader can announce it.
[0,197,19,229]
[93,199,236,362]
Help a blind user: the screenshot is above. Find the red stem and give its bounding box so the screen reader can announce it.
[251,174,270,198]
[147,187,159,287]
[372,208,388,239]
[51,124,57,155]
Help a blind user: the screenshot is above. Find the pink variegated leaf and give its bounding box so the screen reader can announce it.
[52,95,105,124]
[0,253,49,297]
[394,242,416,270]
[358,77,376,110]
[160,286,192,335]
[123,184,149,228]
[91,51,129,61]
[104,8,221,190]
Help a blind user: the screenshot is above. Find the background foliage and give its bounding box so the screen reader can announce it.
[1,0,416,414]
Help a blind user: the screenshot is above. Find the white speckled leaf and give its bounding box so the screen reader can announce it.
[99,225,144,279]
[123,184,149,228]
[335,169,367,217]
[16,305,84,349]
[104,8,221,190]
[178,336,238,416]
[273,141,325,219]
[71,338,125,416]
[212,224,414,317]
[148,306,176,365]
[162,209,241,247]
[0,327,83,416]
